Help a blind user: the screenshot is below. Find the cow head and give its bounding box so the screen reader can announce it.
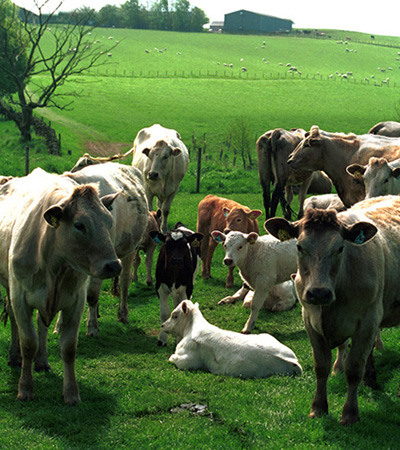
[287,126,323,171]
[265,209,377,307]
[223,206,261,234]
[161,300,196,338]
[44,185,122,279]
[347,157,400,198]
[150,226,203,268]
[211,230,258,268]
[142,140,182,182]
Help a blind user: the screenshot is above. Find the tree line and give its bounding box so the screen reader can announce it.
[40,0,209,33]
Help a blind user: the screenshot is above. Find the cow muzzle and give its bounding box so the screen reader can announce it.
[304,287,334,306]
[148,171,160,181]
[93,259,122,279]
[224,258,234,267]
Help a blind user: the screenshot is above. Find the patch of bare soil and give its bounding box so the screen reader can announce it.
[84,141,132,157]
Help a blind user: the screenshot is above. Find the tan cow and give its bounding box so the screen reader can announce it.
[132,124,189,233]
[256,128,332,220]
[287,125,400,208]
[347,157,400,198]
[64,162,148,336]
[196,194,261,288]
[133,209,162,286]
[0,168,121,404]
[265,196,400,425]
[368,121,400,137]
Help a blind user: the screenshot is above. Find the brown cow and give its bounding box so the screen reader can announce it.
[133,209,162,286]
[287,125,400,208]
[368,121,400,137]
[265,196,400,425]
[256,128,332,220]
[0,168,121,403]
[196,194,261,288]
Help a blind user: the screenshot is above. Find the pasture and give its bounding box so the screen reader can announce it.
[1,28,400,449]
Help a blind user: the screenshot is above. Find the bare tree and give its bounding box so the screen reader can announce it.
[228,116,254,170]
[0,0,119,142]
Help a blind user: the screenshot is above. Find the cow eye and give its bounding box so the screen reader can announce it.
[172,314,178,319]
[296,244,303,253]
[338,246,344,254]
[384,178,389,184]
[74,222,85,232]
[238,245,243,250]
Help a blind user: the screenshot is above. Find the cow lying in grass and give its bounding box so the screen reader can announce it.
[162,300,302,377]
[212,230,297,334]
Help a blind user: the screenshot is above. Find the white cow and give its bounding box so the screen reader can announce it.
[304,193,346,213]
[212,230,297,334]
[0,168,121,403]
[161,300,302,377]
[132,124,189,233]
[347,157,400,198]
[64,162,148,336]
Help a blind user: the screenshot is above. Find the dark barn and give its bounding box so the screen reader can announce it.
[224,10,293,34]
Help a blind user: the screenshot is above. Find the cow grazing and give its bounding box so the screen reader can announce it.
[347,157,400,198]
[132,209,162,286]
[368,121,400,137]
[0,168,121,403]
[304,194,346,213]
[151,224,203,346]
[287,125,400,208]
[265,197,400,424]
[196,194,261,288]
[211,230,297,334]
[162,300,302,378]
[132,124,189,233]
[256,128,332,220]
[64,163,148,336]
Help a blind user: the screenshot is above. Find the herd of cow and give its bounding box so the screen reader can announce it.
[2,119,400,426]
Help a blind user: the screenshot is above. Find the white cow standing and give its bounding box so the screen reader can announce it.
[132,124,189,233]
[161,300,302,378]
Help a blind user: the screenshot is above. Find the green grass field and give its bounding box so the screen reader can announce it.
[1,28,400,449]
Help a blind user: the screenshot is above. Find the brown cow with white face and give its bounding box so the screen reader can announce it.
[196,194,261,288]
[265,196,400,425]
[0,168,121,404]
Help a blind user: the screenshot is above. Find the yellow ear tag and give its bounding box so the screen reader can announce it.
[191,237,200,248]
[51,216,59,229]
[278,229,291,241]
[249,214,255,220]
[353,170,363,180]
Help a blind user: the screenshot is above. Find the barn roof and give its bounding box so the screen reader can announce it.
[225,9,294,24]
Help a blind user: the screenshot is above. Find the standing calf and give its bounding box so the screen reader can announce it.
[151,224,203,346]
[212,230,297,334]
[162,300,302,377]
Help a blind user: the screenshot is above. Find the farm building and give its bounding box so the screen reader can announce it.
[224,10,293,34]
[209,21,224,32]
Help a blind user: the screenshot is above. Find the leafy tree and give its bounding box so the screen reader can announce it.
[97,4,124,29]
[189,6,208,32]
[0,0,118,142]
[121,0,149,29]
[150,0,171,31]
[173,0,190,32]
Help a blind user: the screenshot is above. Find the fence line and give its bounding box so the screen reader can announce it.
[84,68,398,88]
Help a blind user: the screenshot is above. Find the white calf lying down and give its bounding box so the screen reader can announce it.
[242,279,297,311]
[162,300,302,378]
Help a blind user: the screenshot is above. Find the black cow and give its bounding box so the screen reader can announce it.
[150,223,203,346]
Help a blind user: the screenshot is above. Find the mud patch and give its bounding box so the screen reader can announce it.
[84,141,131,157]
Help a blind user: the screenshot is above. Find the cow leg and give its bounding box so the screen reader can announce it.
[226,265,235,289]
[332,339,349,375]
[200,236,211,279]
[86,277,103,337]
[6,300,22,368]
[297,176,313,219]
[144,246,155,286]
[160,191,178,234]
[59,294,85,405]
[305,324,332,419]
[118,253,135,324]
[340,330,376,425]
[241,289,267,334]
[158,284,171,346]
[35,313,50,372]
[206,238,218,281]
[132,250,141,282]
[219,284,250,305]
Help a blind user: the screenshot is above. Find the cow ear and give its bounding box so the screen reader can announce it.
[181,301,190,316]
[171,147,182,157]
[346,164,366,180]
[44,205,63,228]
[264,217,299,241]
[211,230,226,243]
[392,167,400,179]
[341,222,377,245]
[247,232,258,245]
[101,192,119,211]
[142,148,151,157]
[223,207,230,218]
[187,233,203,247]
[156,208,162,219]
[248,209,262,220]
[150,230,166,243]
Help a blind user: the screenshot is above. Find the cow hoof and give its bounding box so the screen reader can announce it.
[158,340,167,347]
[16,392,34,402]
[34,362,51,373]
[8,359,22,369]
[241,329,251,335]
[146,281,153,287]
